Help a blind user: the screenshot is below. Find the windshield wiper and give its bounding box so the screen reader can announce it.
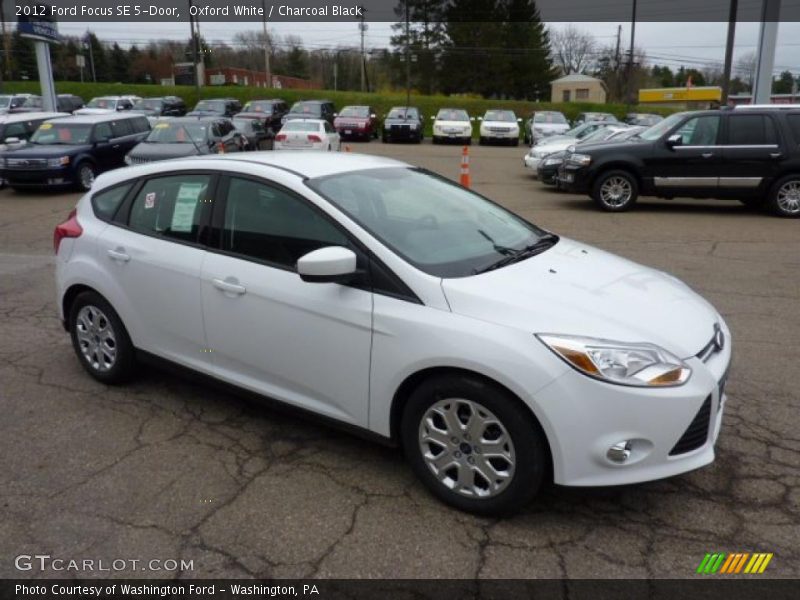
[474,233,559,274]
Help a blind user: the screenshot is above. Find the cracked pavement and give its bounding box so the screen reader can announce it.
[1,143,799,579]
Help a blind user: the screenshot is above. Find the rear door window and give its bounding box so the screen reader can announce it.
[128,174,213,243]
[92,183,133,221]
[110,119,132,138]
[787,114,800,146]
[727,114,778,145]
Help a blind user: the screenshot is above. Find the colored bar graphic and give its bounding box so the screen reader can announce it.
[698,552,773,574]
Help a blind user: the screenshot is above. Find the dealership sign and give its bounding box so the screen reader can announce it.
[17,3,61,44]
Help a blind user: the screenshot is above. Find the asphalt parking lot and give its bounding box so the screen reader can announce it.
[1,141,799,579]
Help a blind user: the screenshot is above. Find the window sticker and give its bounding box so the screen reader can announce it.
[144,192,156,209]
[171,183,203,232]
[40,123,53,130]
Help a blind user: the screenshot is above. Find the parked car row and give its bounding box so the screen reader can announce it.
[524,104,800,218]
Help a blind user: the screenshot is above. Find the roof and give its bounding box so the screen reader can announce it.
[49,113,147,124]
[96,152,408,189]
[551,73,603,84]
[0,111,67,123]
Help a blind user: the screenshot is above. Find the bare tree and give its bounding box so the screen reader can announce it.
[549,25,596,76]
[735,50,757,88]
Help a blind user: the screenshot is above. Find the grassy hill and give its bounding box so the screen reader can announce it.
[3,80,677,136]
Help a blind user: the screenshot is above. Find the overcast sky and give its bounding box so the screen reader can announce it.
[56,21,800,76]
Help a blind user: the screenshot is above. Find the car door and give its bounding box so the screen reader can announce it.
[719,112,783,196]
[646,113,722,196]
[91,122,117,171]
[200,174,373,427]
[109,119,137,165]
[95,172,216,372]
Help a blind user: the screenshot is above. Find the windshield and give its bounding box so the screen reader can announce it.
[638,112,685,141]
[437,109,469,121]
[534,112,568,124]
[289,102,322,116]
[282,121,320,132]
[340,106,370,118]
[387,108,418,119]
[145,121,208,143]
[86,98,116,109]
[580,127,619,143]
[243,101,273,114]
[307,168,549,278]
[31,122,92,145]
[484,110,516,122]
[134,99,163,111]
[194,100,225,112]
[0,96,10,108]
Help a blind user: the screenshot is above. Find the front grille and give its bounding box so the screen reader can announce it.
[6,158,48,169]
[488,127,511,133]
[669,395,712,455]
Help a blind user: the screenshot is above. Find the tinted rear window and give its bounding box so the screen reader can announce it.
[786,114,800,145]
[727,114,778,145]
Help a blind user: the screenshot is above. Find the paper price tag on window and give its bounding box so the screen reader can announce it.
[171,182,203,233]
[40,123,53,130]
[144,192,156,209]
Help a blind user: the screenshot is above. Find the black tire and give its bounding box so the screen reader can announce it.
[479,137,486,146]
[591,169,639,212]
[432,136,439,145]
[382,134,389,143]
[767,174,800,218]
[511,138,519,147]
[465,138,472,146]
[68,291,137,384]
[401,374,547,516]
[75,161,95,192]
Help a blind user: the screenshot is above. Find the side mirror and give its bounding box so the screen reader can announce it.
[4,137,21,144]
[297,247,358,284]
[517,118,522,123]
[666,134,683,148]
[333,112,338,117]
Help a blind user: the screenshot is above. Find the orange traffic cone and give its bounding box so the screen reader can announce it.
[217,141,225,154]
[460,146,471,188]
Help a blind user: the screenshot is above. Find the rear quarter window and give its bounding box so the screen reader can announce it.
[92,183,133,221]
[786,114,800,146]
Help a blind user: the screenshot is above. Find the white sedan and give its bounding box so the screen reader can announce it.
[274,118,340,152]
[54,152,730,515]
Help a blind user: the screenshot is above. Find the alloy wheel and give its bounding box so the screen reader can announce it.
[600,176,633,207]
[776,180,800,214]
[79,164,95,190]
[418,398,516,499]
[75,305,117,372]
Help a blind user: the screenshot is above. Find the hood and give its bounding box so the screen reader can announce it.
[533,122,570,132]
[75,108,115,115]
[577,139,653,155]
[129,142,209,160]
[482,120,519,128]
[435,119,470,128]
[2,143,87,157]
[531,138,574,154]
[441,238,718,358]
[385,117,419,125]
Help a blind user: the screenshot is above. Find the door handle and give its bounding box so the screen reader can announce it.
[107,248,130,262]
[112,144,120,149]
[212,278,247,295]
[701,152,714,159]
[770,152,783,159]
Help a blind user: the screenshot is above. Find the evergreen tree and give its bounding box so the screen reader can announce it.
[109,43,129,82]
[10,32,37,80]
[390,0,447,95]
[85,32,109,81]
[501,0,556,100]
[773,70,795,94]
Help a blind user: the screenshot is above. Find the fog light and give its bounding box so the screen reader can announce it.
[607,441,632,463]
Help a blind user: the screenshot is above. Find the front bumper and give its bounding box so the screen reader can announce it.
[556,163,592,193]
[1,166,74,187]
[385,125,421,141]
[532,325,732,487]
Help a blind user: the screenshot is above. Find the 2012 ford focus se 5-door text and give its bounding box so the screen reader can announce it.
[55,153,731,515]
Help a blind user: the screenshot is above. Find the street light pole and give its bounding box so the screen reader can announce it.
[262,0,271,88]
[721,0,739,105]
[405,0,410,108]
[627,0,637,106]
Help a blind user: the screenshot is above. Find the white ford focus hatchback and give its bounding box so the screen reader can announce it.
[55,153,731,515]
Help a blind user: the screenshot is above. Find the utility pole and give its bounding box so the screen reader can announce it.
[359,9,368,92]
[626,0,637,106]
[405,0,411,108]
[721,0,738,105]
[613,24,622,102]
[188,0,200,96]
[261,0,271,88]
[84,31,96,83]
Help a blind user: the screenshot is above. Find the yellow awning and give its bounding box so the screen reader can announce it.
[639,87,722,103]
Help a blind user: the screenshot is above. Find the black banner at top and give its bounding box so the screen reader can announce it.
[5,0,800,22]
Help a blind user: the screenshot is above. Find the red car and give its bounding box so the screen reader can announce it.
[333,105,379,141]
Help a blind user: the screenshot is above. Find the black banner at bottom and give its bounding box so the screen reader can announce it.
[2,579,799,600]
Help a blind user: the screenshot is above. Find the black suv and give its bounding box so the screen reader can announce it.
[132,96,187,118]
[382,106,424,143]
[282,100,336,126]
[0,113,150,191]
[57,94,85,113]
[188,98,242,118]
[239,99,289,132]
[558,106,800,217]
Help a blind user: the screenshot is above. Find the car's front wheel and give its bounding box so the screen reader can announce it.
[402,374,547,515]
[76,162,95,192]
[69,291,136,384]
[592,170,639,212]
[768,175,800,217]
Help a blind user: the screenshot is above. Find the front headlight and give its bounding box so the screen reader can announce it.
[542,157,563,166]
[537,334,691,387]
[532,149,550,158]
[567,153,591,166]
[47,156,70,167]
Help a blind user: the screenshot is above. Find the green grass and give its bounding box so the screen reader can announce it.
[3,80,678,137]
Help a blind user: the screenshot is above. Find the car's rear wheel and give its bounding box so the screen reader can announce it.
[592,170,639,212]
[768,175,800,217]
[69,291,136,384]
[76,162,95,192]
[401,374,547,515]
